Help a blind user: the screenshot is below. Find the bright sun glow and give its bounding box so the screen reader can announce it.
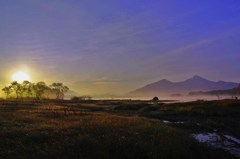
[12,71,31,83]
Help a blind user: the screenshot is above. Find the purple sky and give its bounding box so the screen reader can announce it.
[0,0,240,95]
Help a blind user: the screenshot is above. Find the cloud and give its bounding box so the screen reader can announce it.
[1,0,240,95]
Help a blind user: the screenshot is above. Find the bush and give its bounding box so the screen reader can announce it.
[71,96,92,101]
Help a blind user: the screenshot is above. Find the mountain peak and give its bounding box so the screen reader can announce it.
[192,75,204,79]
[187,75,208,81]
[158,79,171,83]
[145,79,172,87]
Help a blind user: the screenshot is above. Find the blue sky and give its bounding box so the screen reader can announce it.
[0,0,240,95]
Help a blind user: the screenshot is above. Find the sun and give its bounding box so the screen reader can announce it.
[12,71,31,83]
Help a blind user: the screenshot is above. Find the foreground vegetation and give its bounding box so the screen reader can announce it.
[0,99,238,159]
[140,99,240,138]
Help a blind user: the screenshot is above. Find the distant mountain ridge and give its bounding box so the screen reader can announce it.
[130,75,239,97]
[189,85,240,96]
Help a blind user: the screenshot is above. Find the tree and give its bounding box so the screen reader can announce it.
[2,81,69,100]
[50,83,69,100]
[34,82,48,99]
[2,86,12,98]
[60,86,69,100]
[152,97,159,104]
[44,86,53,99]
[11,81,22,98]
[22,80,32,98]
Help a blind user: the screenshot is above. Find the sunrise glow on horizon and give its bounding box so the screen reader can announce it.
[12,71,31,83]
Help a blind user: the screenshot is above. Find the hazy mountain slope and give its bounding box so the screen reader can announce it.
[130,75,239,96]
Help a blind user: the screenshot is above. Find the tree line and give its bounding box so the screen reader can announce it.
[2,81,69,100]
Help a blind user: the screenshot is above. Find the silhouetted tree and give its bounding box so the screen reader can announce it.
[22,80,32,98]
[11,81,22,98]
[152,97,159,104]
[44,86,53,99]
[50,83,69,100]
[2,86,12,98]
[60,86,69,100]
[34,82,49,99]
[2,81,70,100]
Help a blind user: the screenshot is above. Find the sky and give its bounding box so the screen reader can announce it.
[0,0,240,96]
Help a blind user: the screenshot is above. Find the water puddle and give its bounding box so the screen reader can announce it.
[192,133,240,158]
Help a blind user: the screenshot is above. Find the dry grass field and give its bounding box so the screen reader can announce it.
[0,99,238,159]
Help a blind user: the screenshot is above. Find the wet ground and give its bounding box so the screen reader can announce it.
[192,133,240,157]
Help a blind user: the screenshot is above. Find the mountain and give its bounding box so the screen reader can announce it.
[130,75,239,97]
[189,85,240,96]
